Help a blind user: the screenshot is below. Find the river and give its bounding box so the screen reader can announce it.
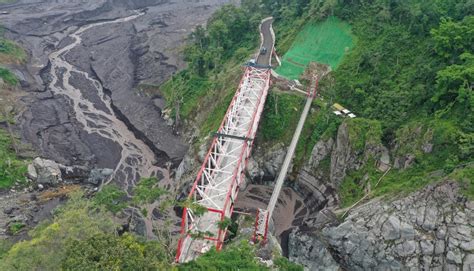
[47,11,168,193]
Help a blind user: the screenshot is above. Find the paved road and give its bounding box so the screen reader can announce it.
[257,18,274,66]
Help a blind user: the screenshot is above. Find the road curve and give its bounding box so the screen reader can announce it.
[257,18,274,66]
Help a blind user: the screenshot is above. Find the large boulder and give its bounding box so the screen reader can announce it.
[27,164,38,181]
[32,157,63,185]
[87,168,114,185]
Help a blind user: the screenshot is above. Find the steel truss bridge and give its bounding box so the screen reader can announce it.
[176,64,272,262]
[175,16,314,263]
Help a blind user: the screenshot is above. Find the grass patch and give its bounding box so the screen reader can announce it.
[449,165,474,200]
[276,16,354,79]
[258,91,305,144]
[0,128,27,189]
[160,73,212,120]
[8,222,25,235]
[0,67,18,86]
[0,37,26,64]
[345,118,382,151]
[339,160,443,208]
[196,63,247,140]
[199,88,234,139]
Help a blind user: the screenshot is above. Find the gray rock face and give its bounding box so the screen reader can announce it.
[246,144,288,183]
[306,138,334,172]
[297,181,473,270]
[382,215,401,240]
[464,254,474,271]
[330,123,353,187]
[293,138,339,219]
[288,229,340,271]
[327,122,384,187]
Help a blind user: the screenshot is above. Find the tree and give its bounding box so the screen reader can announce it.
[62,233,171,271]
[0,192,116,270]
[208,19,229,49]
[93,184,127,214]
[432,53,474,109]
[178,241,267,271]
[431,16,474,62]
[132,177,167,205]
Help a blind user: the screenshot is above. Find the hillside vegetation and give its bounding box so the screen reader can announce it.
[162,0,473,205]
[316,1,473,203]
[247,0,473,204]
[0,27,25,85]
[1,188,301,270]
[0,28,27,189]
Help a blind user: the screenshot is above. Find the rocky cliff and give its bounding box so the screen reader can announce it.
[284,119,473,270]
[290,180,474,270]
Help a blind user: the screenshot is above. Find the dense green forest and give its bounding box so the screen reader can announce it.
[312,0,473,202]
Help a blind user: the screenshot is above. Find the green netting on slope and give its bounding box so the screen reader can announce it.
[276,17,354,80]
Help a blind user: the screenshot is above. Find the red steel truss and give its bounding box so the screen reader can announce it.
[176,66,271,263]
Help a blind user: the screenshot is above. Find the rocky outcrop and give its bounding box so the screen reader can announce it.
[295,137,339,214]
[289,229,340,271]
[305,138,334,174]
[30,157,62,185]
[246,143,288,183]
[290,181,474,270]
[330,122,384,187]
[294,170,338,215]
[27,157,113,187]
[392,125,434,170]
